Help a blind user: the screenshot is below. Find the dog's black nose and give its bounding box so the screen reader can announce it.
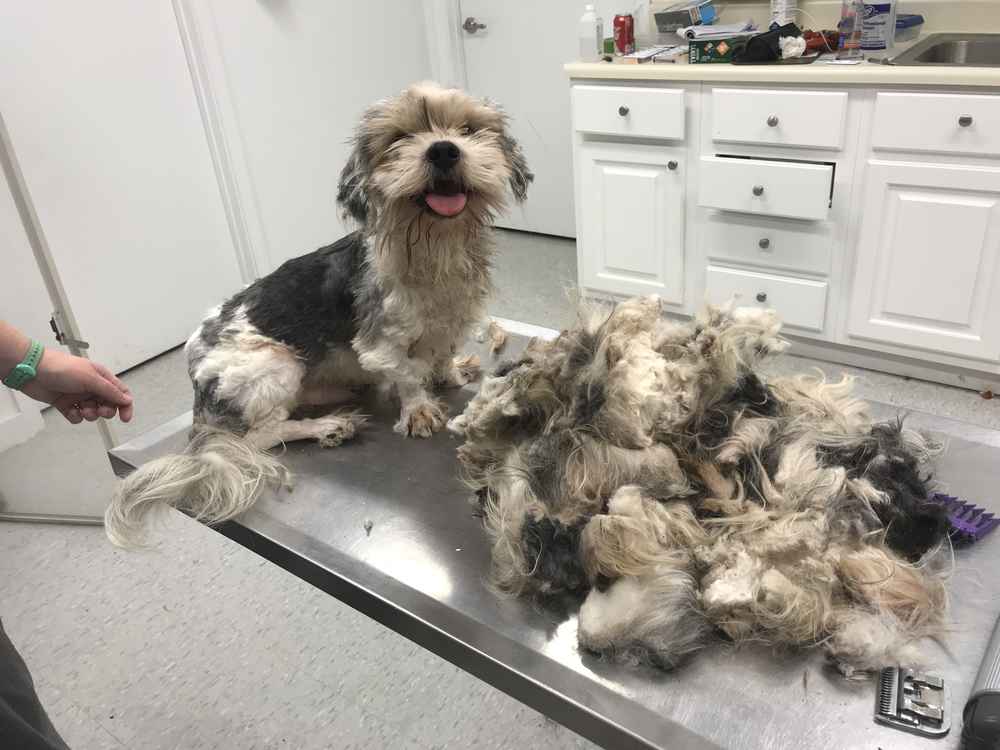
[426,140,460,170]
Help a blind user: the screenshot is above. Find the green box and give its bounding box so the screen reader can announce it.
[688,37,745,63]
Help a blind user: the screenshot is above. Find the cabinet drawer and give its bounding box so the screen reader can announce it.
[705,265,827,331]
[702,215,833,275]
[712,88,847,150]
[872,93,1000,157]
[698,157,832,221]
[572,85,685,140]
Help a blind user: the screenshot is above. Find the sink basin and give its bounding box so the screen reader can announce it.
[892,33,1000,66]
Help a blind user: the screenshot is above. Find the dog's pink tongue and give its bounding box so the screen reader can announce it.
[425,192,467,217]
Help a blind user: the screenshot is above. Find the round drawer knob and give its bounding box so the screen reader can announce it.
[758,238,771,250]
[752,185,765,197]
[959,115,974,127]
[618,105,630,117]
[756,292,768,303]
[767,115,779,127]
[667,160,678,171]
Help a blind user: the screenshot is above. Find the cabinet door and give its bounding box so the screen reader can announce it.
[848,161,1000,361]
[577,141,684,304]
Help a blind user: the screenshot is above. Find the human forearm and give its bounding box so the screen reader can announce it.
[0,320,32,376]
[0,319,133,422]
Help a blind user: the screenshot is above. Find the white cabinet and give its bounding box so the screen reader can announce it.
[569,77,1000,385]
[577,140,685,304]
[848,161,1000,362]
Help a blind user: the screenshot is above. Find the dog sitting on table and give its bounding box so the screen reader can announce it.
[105,81,532,546]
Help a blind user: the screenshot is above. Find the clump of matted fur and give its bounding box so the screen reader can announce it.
[450,296,950,675]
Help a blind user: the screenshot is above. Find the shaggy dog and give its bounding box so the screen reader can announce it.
[450,297,950,675]
[105,82,531,546]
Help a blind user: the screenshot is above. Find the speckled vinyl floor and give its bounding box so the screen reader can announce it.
[2,229,999,749]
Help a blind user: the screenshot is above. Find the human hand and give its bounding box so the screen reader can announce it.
[20,348,134,424]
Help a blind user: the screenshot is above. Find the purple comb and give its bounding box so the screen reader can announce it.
[931,493,999,545]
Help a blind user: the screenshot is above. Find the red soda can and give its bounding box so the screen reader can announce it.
[613,14,635,56]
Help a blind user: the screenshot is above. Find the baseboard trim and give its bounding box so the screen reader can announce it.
[781,335,1000,393]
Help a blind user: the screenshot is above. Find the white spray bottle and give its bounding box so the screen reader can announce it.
[578,4,603,60]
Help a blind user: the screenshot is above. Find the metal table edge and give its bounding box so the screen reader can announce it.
[212,512,720,750]
[108,433,718,750]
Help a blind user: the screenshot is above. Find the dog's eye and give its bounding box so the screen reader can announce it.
[459,125,478,136]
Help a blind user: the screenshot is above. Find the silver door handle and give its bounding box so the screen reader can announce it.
[463,17,487,33]
[767,115,779,127]
[667,160,678,171]
[752,185,765,196]
[959,115,974,127]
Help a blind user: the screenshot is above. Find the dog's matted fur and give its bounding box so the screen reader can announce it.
[105,82,531,547]
[450,296,951,675]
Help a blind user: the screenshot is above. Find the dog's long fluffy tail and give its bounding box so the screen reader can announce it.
[105,427,289,548]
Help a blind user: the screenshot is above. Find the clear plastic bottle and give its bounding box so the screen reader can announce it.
[578,4,603,61]
[770,0,797,29]
[860,0,898,52]
[836,0,864,60]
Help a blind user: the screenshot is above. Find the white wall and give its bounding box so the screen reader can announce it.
[0,2,245,373]
[197,1,434,272]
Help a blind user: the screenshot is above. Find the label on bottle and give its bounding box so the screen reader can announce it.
[770,0,797,27]
[861,2,893,50]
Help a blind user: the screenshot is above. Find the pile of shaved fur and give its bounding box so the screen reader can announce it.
[449,297,951,675]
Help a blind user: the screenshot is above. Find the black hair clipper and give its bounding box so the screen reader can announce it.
[963,614,1000,750]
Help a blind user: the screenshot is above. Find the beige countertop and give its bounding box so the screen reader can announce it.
[565,59,1000,87]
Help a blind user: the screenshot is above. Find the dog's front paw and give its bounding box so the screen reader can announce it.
[316,413,366,448]
[395,400,447,438]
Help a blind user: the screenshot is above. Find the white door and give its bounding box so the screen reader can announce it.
[0,2,243,374]
[459,0,587,237]
[191,0,436,272]
[1,156,111,521]
[0,163,51,452]
[848,160,1000,362]
[577,141,685,304]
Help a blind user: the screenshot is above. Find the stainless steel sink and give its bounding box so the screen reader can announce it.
[892,33,1000,66]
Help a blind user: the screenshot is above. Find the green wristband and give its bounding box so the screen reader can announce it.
[3,339,44,390]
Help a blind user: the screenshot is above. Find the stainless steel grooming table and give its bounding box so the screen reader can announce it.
[109,327,1000,750]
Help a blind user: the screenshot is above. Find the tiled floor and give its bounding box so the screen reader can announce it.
[2,228,1000,749]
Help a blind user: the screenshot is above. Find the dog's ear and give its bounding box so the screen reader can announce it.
[501,133,533,203]
[483,98,533,203]
[336,139,372,225]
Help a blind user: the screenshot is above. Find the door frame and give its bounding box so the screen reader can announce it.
[172,0,268,282]
[422,0,468,88]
